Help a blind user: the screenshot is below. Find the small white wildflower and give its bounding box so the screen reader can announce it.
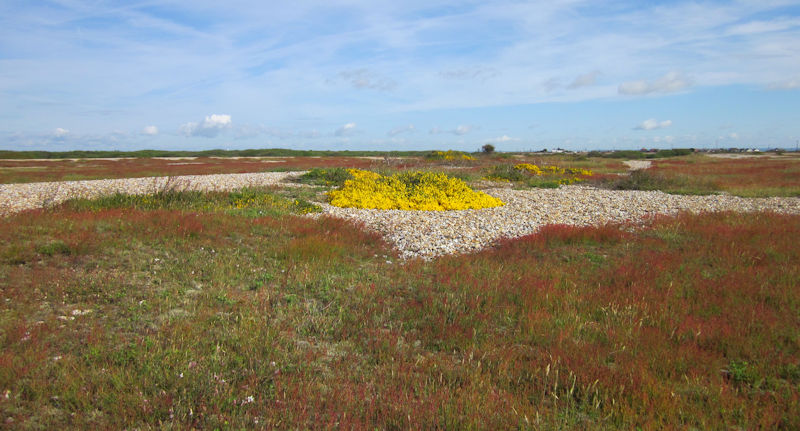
[52,356,62,361]
[179,372,184,378]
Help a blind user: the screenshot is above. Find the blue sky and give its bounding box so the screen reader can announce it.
[1,0,799,152]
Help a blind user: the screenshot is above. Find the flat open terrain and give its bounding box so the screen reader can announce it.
[2,153,799,429]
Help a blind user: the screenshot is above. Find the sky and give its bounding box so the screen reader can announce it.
[1,0,799,152]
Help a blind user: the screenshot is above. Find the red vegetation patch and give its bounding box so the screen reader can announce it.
[0,157,385,183]
[2,202,799,429]
[650,157,800,193]
[390,212,800,428]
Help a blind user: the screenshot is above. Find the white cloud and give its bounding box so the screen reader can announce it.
[568,71,601,89]
[142,125,158,135]
[335,122,357,137]
[388,124,415,136]
[454,125,473,136]
[619,72,692,95]
[180,114,232,138]
[729,133,739,140]
[487,135,519,143]
[53,128,69,137]
[635,119,673,130]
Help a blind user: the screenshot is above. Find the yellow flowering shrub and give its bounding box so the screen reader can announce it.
[485,163,594,187]
[329,169,504,211]
[514,163,543,175]
[428,150,476,161]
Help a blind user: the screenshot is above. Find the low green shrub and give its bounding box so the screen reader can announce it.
[605,169,718,195]
[35,240,71,256]
[296,167,353,187]
[63,187,320,216]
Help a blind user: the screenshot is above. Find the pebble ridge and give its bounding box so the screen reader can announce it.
[3,174,799,260]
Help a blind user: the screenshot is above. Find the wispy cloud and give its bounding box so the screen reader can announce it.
[726,18,800,36]
[487,135,519,143]
[388,124,415,136]
[1,1,799,151]
[766,78,800,90]
[439,67,498,81]
[568,71,601,89]
[430,125,476,136]
[335,69,396,91]
[619,72,691,96]
[335,122,357,137]
[635,119,673,130]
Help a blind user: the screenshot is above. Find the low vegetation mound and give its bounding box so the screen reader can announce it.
[64,187,322,216]
[328,169,504,210]
[485,163,593,187]
[296,167,353,187]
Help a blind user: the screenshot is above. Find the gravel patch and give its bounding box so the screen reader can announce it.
[320,185,800,260]
[623,160,652,170]
[4,173,800,261]
[0,172,303,215]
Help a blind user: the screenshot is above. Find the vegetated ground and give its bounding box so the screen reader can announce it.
[0,156,381,184]
[645,155,800,197]
[0,152,629,185]
[1,153,800,429]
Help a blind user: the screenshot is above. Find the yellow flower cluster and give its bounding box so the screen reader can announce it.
[429,150,475,161]
[514,163,543,175]
[514,163,593,177]
[329,169,504,211]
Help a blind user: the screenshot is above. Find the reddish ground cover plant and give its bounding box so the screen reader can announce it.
[0,153,628,184]
[647,156,800,196]
[0,157,385,184]
[1,197,798,428]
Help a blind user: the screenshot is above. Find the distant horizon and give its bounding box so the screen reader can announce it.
[2,145,799,159]
[2,1,799,152]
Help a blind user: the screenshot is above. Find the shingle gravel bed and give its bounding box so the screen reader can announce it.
[3,173,799,260]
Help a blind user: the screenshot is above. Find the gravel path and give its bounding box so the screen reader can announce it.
[0,172,302,215]
[3,173,800,260]
[320,185,800,259]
